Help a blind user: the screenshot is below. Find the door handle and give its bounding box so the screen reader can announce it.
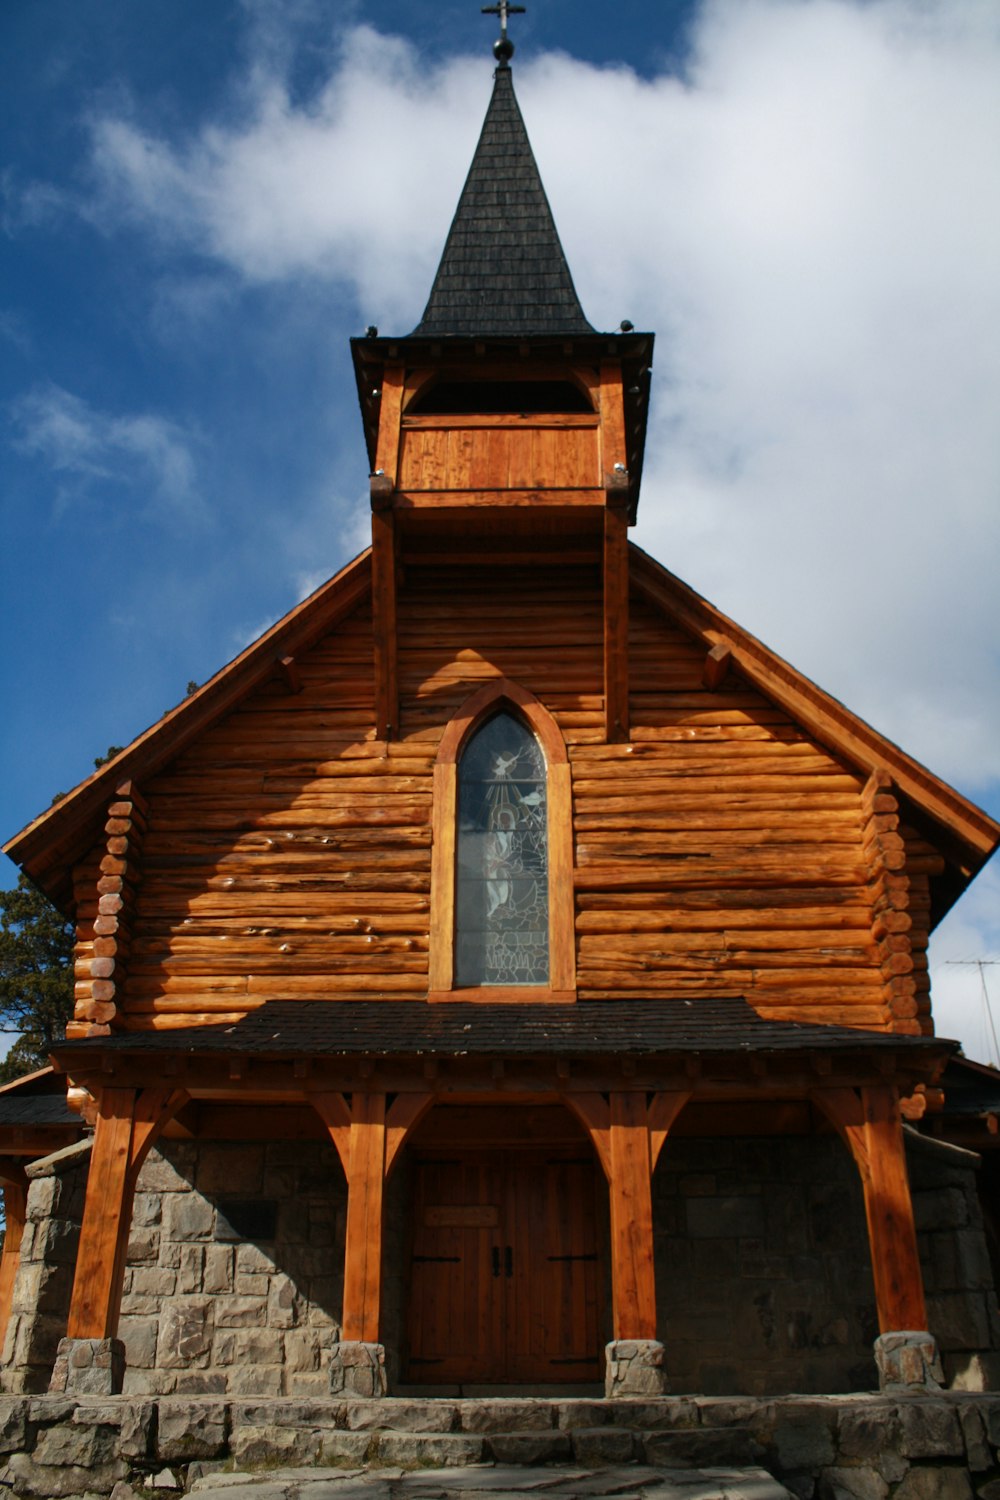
[492,1246,501,1278]
[504,1245,513,1278]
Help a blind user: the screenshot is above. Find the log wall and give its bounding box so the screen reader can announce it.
[65,560,933,1036]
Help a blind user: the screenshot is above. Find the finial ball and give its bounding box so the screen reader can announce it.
[493,35,514,63]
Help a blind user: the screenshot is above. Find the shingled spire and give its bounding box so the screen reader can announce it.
[412,65,594,337]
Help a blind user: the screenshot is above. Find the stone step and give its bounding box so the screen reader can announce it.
[227,1423,758,1471]
[2,1390,998,1500]
[184,1463,793,1500]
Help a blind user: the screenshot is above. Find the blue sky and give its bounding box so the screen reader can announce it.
[2,0,999,1057]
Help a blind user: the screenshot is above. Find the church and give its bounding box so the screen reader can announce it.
[1,14,999,1407]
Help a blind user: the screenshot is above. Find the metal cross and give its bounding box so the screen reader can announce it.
[482,1,526,41]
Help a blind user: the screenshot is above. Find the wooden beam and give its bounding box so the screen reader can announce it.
[608,1091,657,1340]
[65,1083,188,1341]
[603,503,630,742]
[342,1092,387,1344]
[373,363,405,487]
[860,1084,928,1333]
[0,1172,27,1353]
[371,504,399,741]
[66,1087,137,1339]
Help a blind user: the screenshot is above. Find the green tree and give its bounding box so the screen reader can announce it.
[0,875,74,1083]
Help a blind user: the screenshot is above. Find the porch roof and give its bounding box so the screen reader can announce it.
[56,997,952,1066]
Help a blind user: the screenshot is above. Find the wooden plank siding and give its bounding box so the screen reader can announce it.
[67,560,931,1036]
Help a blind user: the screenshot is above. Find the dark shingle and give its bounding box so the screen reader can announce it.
[412,67,594,338]
[0,1095,79,1127]
[56,998,949,1064]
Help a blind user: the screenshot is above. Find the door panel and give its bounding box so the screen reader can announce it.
[407,1156,504,1382]
[406,1151,603,1384]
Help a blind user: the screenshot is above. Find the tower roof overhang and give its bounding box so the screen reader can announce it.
[351,329,655,523]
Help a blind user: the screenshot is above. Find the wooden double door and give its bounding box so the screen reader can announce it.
[405,1151,605,1384]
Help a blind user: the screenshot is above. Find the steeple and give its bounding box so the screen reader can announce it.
[412,64,594,338]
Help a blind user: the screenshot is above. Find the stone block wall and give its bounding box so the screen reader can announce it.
[119,1137,347,1397]
[652,1133,879,1395]
[1,1141,90,1394]
[908,1130,1000,1389]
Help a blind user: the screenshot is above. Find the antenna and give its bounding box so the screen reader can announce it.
[943,959,1000,1066]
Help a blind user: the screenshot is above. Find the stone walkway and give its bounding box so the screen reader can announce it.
[182,1465,791,1500]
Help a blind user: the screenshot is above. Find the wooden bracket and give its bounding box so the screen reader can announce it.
[702,642,733,690]
[276,655,303,695]
[561,1092,612,1181]
[369,473,395,510]
[384,1093,434,1180]
[648,1091,691,1170]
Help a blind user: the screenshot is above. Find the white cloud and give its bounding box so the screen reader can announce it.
[78,3,1000,797]
[10,384,205,524]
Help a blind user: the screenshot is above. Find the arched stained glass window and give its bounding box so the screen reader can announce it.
[455,712,549,986]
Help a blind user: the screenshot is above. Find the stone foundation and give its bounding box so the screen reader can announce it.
[48,1338,125,1396]
[330,1341,387,1398]
[605,1339,669,1397]
[874,1331,944,1391]
[0,1392,999,1497]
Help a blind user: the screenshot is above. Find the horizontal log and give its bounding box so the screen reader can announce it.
[576,886,869,910]
[152,892,429,915]
[578,946,876,972]
[575,854,865,883]
[130,906,425,930]
[578,928,877,954]
[574,819,862,844]
[574,971,882,997]
[126,953,428,976]
[129,933,427,959]
[572,789,861,812]
[576,906,872,932]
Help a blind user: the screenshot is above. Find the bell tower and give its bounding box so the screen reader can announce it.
[350,17,653,745]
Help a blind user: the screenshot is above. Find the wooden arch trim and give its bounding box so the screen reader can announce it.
[429,678,575,1001]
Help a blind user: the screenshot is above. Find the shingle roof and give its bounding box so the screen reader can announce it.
[0,1095,79,1127]
[55,998,949,1063]
[412,66,594,337]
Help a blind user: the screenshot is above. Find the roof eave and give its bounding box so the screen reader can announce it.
[631,546,1000,907]
[5,550,374,911]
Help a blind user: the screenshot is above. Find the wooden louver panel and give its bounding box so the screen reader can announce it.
[397,419,601,492]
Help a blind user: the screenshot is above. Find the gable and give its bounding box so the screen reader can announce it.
[8,545,986,1046]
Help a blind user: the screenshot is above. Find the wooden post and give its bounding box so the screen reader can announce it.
[607,1091,656,1340]
[603,503,630,743]
[342,1092,387,1344]
[861,1084,928,1333]
[0,1171,28,1352]
[66,1087,137,1339]
[65,1084,187,1341]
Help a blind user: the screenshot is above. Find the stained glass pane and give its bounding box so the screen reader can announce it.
[455,712,549,986]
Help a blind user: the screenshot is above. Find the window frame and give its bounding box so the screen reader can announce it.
[429,678,576,1003]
